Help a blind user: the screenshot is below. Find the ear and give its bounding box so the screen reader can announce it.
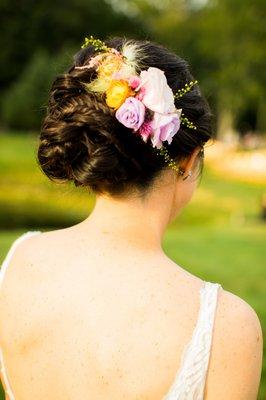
[180,146,202,176]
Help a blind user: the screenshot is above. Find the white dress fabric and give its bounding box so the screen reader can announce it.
[0,231,221,400]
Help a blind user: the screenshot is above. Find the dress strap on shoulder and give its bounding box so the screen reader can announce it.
[164,281,221,400]
[0,230,41,400]
[0,230,42,288]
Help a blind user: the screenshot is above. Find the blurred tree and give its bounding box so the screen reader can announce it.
[2,50,54,129]
[0,0,146,91]
[117,0,265,138]
[1,47,76,129]
[199,0,266,139]
[0,0,265,136]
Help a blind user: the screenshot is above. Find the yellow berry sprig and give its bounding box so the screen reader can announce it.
[81,35,110,52]
[180,116,197,130]
[174,80,198,99]
[155,145,184,174]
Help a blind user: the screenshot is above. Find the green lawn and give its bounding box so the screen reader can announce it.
[0,131,265,399]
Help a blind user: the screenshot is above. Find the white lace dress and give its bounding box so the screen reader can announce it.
[0,231,221,400]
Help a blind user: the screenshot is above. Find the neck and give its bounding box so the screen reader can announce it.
[78,177,177,252]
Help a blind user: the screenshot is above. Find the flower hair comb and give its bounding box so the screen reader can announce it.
[76,35,199,173]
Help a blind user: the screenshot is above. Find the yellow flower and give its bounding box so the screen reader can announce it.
[98,53,123,79]
[106,79,135,109]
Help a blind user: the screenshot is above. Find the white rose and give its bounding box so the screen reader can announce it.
[136,67,176,114]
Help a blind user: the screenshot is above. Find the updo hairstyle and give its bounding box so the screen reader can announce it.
[37,36,213,197]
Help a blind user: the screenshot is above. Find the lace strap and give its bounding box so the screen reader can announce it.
[0,347,16,400]
[0,231,41,400]
[164,281,221,400]
[0,231,42,288]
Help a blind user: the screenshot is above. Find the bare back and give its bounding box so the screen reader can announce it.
[0,227,262,400]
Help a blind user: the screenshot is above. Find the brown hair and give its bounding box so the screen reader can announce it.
[37,36,213,196]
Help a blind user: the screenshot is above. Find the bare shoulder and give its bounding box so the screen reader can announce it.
[0,231,47,299]
[0,231,39,298]
[0,228,80,302]
[216,288,263,359]
[0,230,63,344]
[1,231,47,260]
[218,288,262,336]
[205,287,263,400]
[0,229,62,273]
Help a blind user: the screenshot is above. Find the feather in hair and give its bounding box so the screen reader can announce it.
[120,40,147,76]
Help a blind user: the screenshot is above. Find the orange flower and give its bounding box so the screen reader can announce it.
[106,79,135,109]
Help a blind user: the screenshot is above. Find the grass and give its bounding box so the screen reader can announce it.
[0,131,265,399]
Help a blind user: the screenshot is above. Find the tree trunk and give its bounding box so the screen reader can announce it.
[256,96,266,134]
[216,107,239,145]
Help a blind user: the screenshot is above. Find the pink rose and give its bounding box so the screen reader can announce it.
[135,67,176,114]
[138,120,153,143]
[135,86,146,101]
[150,110,182,149]
[127,75,141,89]
[115,97,146,131]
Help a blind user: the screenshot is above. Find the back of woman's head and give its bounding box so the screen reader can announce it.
[37,36,213,197]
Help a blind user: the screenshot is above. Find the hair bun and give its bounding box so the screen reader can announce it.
[38,37,213,196]
[38,72,151,194]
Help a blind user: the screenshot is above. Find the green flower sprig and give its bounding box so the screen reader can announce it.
[155,145,184,174]
[174,80,198,99]
[81,35,110,52]
[180,116,197,130]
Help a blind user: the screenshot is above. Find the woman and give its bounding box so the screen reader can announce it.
[0,36,263,399]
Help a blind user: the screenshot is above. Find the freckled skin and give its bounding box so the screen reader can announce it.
[0,147,263,399]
